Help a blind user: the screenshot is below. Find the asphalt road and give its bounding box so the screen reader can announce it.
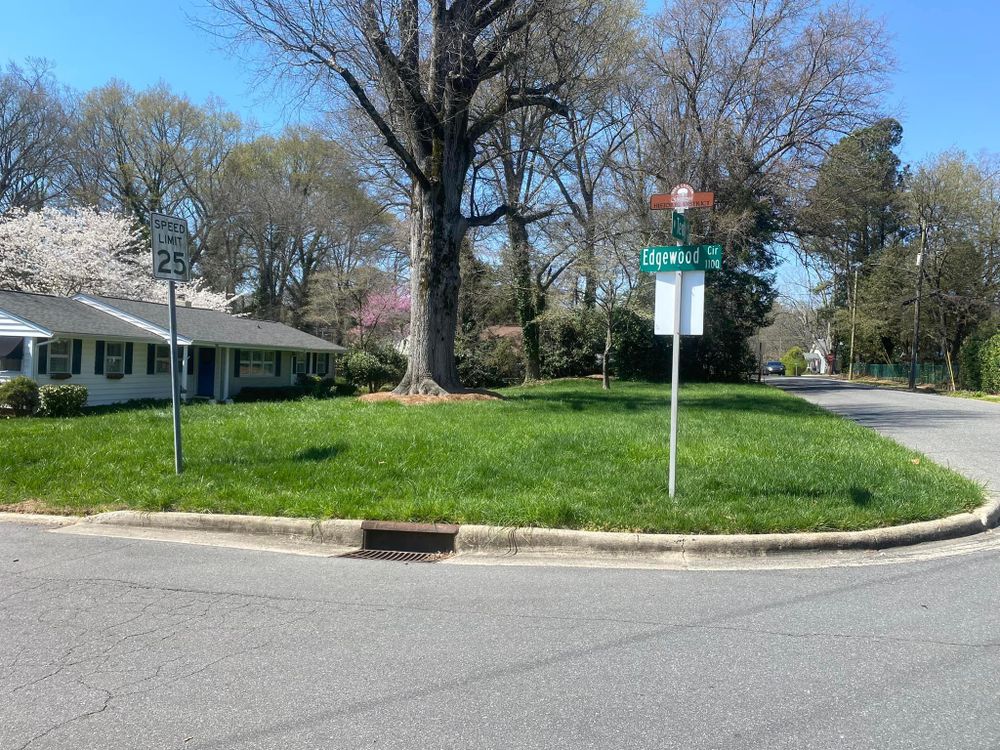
[4,519,1000,749]
[771,377,1000,495]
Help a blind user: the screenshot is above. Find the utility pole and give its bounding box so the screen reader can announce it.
[908,219,927,391]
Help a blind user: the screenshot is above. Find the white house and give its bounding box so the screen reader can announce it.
[0,290,345,406]
[806,337,833,375]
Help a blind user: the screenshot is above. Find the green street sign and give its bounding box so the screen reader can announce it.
[640,244,722,272]
[671,211,689,243]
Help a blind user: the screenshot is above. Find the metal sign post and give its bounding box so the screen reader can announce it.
[167,280,183,474]
[668,207,685,497]
[150,212,190,475]
[646,184,718,499]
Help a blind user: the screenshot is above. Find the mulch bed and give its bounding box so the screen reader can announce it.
[357,392,502,406]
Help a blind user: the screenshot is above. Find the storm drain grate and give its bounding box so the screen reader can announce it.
[339,549,451,563]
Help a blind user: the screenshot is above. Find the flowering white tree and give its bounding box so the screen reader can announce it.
[0,206,229,309]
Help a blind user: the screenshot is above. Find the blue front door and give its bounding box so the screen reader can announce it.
[197,347,215,398]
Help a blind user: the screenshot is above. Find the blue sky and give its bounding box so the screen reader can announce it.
[1,0,997,164]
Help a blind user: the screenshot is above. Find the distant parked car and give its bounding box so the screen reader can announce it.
[765,361,786,376]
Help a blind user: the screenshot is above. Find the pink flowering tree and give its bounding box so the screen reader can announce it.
[351,287,410,349]
[0,206,229,309]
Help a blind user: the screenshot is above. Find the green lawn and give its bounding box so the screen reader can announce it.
[0,379,984,534]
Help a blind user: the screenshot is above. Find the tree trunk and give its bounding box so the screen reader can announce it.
[394,182,465,395]
[581,219,597,308]
[508,216,541,382]
[602,319,611,390]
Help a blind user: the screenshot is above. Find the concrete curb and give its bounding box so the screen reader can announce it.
[0,512,81,527]
[456,496,1000,559]
[80,511,363,549]
[33,495,998,560]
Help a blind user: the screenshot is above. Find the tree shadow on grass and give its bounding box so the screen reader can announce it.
[509,388,666,413]
[294,444,346,462]
[850,486,873,506]
[683,393,823,419]
[510,388,821,419]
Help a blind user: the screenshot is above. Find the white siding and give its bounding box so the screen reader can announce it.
[14,343,331,404]
[33,338,173,406]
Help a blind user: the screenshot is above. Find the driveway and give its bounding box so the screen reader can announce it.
[771,377,1000,495]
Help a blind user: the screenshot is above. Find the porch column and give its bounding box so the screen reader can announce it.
[221,347,230,401]
[22,337,35,377]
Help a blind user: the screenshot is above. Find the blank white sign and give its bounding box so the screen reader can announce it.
[654,270,705,336]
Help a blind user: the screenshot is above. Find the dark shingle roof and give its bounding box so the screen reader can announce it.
[0,290,160,341]
[82,295,345,352]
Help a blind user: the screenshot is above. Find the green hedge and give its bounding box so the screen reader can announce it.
[981,333,1000,395]
[0,376,40,416]
[232,385,309,403]
[780,347,808,377]
[961,323,1000,391]
[38,384,88,417]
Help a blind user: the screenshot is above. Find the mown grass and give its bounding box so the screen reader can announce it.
[0,379,984,533]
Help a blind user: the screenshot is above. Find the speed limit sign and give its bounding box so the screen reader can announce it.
[150,212,190,282]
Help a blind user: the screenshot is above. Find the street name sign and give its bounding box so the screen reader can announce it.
[671,210,689,243]
[151,212,191,282]
[640,244,722,272]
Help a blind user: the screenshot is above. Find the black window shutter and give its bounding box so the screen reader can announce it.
[124,342,134,374]
[291,355,297,374]
[275,351,282,377]
[94,341,105,375]
[71,339,82,374]
[324,353,330,374]
[186,347,193,370]
[233,349,241,378]
[147,344,156,374]
[37,342,48,374]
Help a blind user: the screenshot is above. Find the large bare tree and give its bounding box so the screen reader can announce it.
[0,60,71,213]
[209,0,615,393]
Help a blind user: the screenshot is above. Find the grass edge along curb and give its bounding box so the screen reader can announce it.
[456,495,1000,558]
[11,496,997,559]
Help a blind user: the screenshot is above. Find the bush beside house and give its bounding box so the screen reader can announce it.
[0,378,90,417]
[0,376,40,416]
[38,384,88,417]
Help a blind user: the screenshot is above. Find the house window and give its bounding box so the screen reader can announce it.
[105,342,125,375]
[0,337,23,372]
[49,340,71,374]
[295,357,305,374]
[317,354,327,376]
[239,350,276,377]
[155,345,171,374]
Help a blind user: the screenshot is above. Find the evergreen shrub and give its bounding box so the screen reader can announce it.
[37,384,88,417]
[0,376,40,416]
[780,347,808,377]
[980,333,1000,395]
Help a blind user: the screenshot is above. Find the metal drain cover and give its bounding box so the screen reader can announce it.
[339,549,450,563]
